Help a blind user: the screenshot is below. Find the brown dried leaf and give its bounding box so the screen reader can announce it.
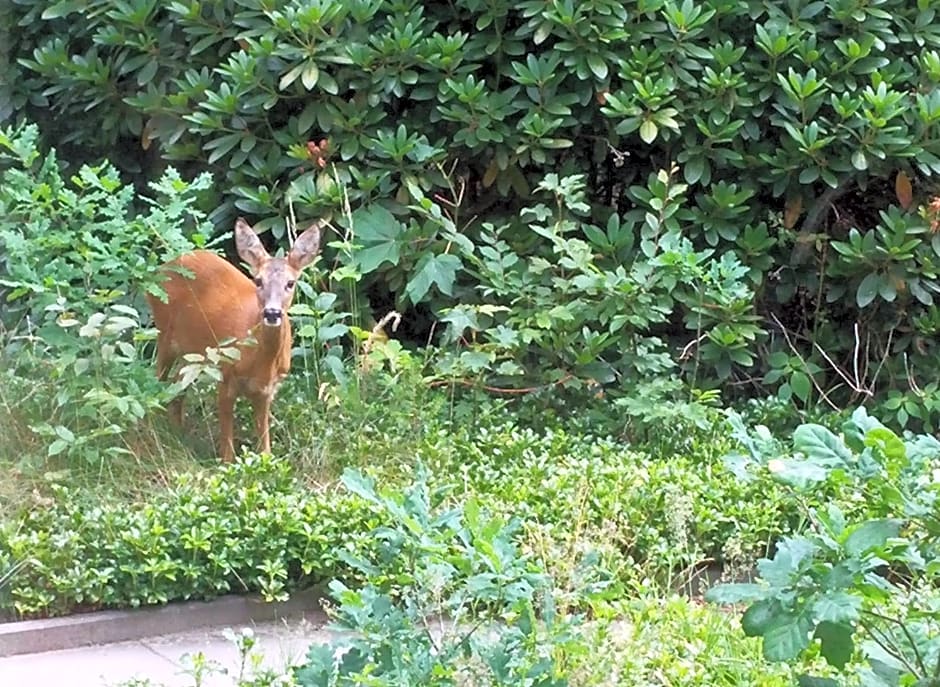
[896,171,913,209]
[784,195,803,229]
[482,158,499,188]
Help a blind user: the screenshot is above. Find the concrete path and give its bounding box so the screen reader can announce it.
[0,618,335,687]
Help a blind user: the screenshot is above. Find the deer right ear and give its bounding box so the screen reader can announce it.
[235,218,270,272]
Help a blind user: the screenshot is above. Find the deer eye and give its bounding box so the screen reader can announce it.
[286,280,296,290]
[253,277,263,287]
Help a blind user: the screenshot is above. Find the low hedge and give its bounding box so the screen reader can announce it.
[1,423,814,620]
[0,454,383,619]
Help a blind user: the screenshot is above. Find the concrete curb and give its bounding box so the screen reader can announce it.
[0,588,326,658]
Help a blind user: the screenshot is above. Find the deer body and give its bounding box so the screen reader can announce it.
[147,218,322,462]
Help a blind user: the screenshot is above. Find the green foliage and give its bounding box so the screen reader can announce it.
[420,421,802,581]
[707,407,940,686]
[7,0,940,400]
[0,405,811,622]
[0,453,382,618]
[295,468,582,686]
[440,170,761,387]
[0,122,212,461]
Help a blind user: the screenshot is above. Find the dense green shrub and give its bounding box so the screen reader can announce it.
[0,123,212,461]
[6,0,940,411]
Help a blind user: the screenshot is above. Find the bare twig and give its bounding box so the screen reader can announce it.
[679,333,708,361]
[429,373,575,395]
[768,313,840,410]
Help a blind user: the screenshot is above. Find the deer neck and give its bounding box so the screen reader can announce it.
[253,318,292,358]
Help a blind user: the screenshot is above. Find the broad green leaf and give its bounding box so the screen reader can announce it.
[758,537,818,585]
[762,611,812,662]
[852,150,868,170]
[793,424,854,466]
[54,425,76,442]
[742,598,783,636]
[351,204,402,273]
[355,243,400,274]
[863,427,905,463]
[279,63,304,91]
[404,253,462,304]
[587,54,608,80]
[705,582,768,605]
[41,1,83,19]
[790,370,811,402]
[340,468,381,505]
[814,621,854,668]
[293,645,338,683]
[813,591,861,623]
[317,323,348,341]
[335,549,381,576]
[301,62,319,90]
[48,439,69,457]
[843,519,901,557]
[768,457,828,489]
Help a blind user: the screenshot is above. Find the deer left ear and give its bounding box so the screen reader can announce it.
[288,220,324,271]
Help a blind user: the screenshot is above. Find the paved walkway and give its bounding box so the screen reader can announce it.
[0,618,334,687]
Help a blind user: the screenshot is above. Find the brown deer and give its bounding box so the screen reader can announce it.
[147,217,323,461]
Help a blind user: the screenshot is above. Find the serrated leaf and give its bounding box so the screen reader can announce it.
[351,205,402,273]
[814,621,854,668]
[843,519,901,557]
[404,253,462,304]
[813,591,862,624]
[762,611,812,662]
[793,424,854,467]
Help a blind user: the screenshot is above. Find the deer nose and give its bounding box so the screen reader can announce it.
[262,308,283,326]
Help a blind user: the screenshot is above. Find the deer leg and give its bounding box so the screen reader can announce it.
[218,382,237,463]
[251,393,273,455]
[155,337,184,427]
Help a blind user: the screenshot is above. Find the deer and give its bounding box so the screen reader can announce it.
[146,217,323,462]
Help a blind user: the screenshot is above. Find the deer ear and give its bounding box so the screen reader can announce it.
[235,218,269,272]
[288,220,323,271]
